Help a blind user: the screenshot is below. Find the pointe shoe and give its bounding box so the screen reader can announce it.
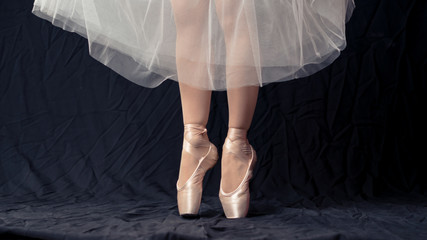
[176,124,219,217]
[219,128,257,219]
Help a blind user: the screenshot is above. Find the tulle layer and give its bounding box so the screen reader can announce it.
[32,0,355,90]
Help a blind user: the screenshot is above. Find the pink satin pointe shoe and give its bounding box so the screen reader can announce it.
[176,124,218,217]
[219,128,257,219]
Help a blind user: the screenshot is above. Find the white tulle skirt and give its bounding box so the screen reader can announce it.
[32,0,355,90]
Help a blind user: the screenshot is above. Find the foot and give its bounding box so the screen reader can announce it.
[176,124,211,189]
[220,128,253,193]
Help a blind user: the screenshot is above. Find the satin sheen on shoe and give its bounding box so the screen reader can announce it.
[176,124,218,217]
[219,129,257,219]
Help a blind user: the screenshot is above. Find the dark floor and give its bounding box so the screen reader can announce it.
[1,193,426,240]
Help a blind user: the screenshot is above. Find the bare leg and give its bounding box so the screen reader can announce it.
[171,0,213,189]
[215,0,259,193]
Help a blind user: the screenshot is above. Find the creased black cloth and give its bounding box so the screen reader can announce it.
[0,0,426,239]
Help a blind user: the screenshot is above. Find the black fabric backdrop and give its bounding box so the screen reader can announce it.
[1,0,426,239]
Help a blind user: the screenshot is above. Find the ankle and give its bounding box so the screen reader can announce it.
[223,127,252,157]
[226,127,248,141]
[184,123,210,147]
